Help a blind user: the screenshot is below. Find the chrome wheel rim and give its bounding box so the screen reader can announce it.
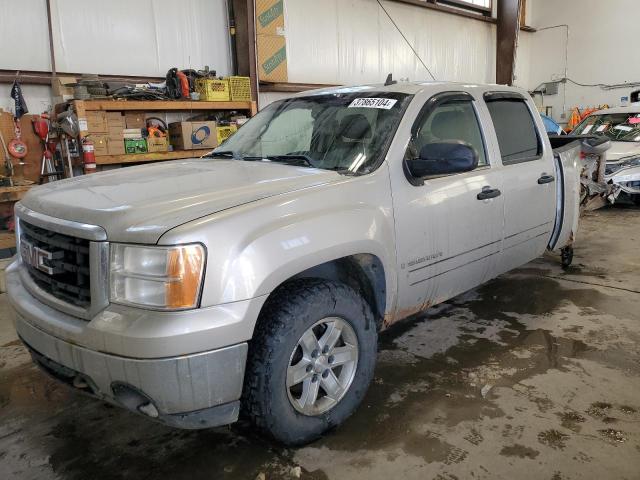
[286,317,359,416]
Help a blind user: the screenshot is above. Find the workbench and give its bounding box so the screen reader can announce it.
[71,99,258,166]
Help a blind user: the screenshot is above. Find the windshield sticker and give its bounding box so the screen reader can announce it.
[614,125,633,131]
[596,125,609,132]
[582,125,594,133]
[348,98,397,109]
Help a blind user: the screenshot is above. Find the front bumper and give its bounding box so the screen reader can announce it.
[6,260,265,429]
[17,317,246,428]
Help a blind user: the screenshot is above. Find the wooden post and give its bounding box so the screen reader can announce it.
[496,0,522,85]
[232,0,259,103]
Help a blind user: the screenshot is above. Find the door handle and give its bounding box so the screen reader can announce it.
[538,174,555,184]
[477,186,501,200]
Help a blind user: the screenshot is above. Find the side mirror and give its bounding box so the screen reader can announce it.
[406,141,479,178]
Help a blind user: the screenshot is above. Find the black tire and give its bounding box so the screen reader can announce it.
[243,279,377,445]
[561,246,574,268]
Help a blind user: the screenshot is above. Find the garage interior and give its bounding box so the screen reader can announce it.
[1,1,639,479]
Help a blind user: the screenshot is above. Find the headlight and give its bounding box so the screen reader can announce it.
[110,243,205,310]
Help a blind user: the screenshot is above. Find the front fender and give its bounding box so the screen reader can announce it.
[159,167,397,312]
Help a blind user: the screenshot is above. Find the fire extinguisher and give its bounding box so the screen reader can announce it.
[82,137,96,174]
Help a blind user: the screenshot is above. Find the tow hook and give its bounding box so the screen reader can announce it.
[138,402,159,418]
[111,382,160,418]
[72,375,89,389]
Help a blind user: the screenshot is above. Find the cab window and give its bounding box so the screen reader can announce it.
[485,98,541,164]
[409,99,488,167]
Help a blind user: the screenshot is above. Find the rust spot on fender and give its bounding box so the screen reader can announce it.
[382,301,432,329]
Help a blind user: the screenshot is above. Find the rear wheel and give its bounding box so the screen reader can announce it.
[561,246,574,268]
[243,279,377,445]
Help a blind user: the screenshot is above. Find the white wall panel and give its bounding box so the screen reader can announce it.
[526,0,640,122]
[284,0,496,85]
[49,0,231,77]
[0,84,52,115]
[513,31,532,90]
[284,0,340,84]
[0,0,51,71]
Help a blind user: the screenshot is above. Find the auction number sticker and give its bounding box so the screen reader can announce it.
[348,98,397,109]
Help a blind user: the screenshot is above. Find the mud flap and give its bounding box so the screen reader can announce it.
[548,142,581,252]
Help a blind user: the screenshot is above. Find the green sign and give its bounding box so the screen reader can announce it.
[263,46,286,74]
[258,1,283,28]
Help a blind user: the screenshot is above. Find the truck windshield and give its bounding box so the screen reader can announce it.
[572,112,640,142]
[210,92,413,174]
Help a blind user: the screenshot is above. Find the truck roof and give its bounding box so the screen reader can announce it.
[296,80,528,98]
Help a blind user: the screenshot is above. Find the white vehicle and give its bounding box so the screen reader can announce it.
[8,81,581,445]
[605,155,640,205]
[572,106,640,161]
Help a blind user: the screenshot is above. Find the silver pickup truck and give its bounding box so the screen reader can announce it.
[7,82,580,445]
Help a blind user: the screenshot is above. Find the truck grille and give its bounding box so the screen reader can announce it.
[20,220,91,308]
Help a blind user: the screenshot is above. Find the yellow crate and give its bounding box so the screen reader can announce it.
[216,125,238,144]
[227,76,252,101]
[195,78,230,101]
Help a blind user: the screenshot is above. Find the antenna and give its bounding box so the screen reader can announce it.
[376,0,437,81]
[384,73,397,86]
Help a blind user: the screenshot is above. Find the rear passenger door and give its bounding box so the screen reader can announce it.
[483,92,556,274]
[391,91,505,318]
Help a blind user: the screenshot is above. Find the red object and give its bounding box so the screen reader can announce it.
[176,71,190,98]
[8,138,27,159]
[32,114,49,141]
[81,137,96,173]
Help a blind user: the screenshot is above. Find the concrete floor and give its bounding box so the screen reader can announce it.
[1,206,639,480]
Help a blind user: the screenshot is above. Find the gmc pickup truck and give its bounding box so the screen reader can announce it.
[7,82,580,445]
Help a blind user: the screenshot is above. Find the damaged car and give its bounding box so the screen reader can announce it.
[571,107,640,161]
[605,155,640,205]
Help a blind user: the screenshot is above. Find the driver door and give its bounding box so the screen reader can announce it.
[390,91,505,319]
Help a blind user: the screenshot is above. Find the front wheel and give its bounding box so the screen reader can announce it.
[243,279,377,445]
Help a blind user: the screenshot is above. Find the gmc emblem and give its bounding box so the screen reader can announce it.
[20,238,56,275]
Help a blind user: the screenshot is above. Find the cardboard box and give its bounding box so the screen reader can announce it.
[146,136,168,153]
[106,112,126,129]
[108,126,124,139]
[51,76,77,99]
[256,0,284,35]
[124,112,146,129]
[124,138,147,154]
[92,135,109,156]
[107,139,125,155]
[86,112,107,133]
[257,34,288,83]
[168,121,217,150]
[123,128,144,138]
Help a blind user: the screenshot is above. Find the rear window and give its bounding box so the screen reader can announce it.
[486,99,541,164]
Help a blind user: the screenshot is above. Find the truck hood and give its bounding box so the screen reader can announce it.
[606,141,640,162]
[20,158,342,243]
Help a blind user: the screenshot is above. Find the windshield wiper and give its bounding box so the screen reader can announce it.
[265,154,317,168]
[205,150,242,160]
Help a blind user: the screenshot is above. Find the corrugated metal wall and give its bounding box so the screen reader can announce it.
[1,0,508,112]
[0,0,232,111]
[283,0,496,85]
[0,0,231,77]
